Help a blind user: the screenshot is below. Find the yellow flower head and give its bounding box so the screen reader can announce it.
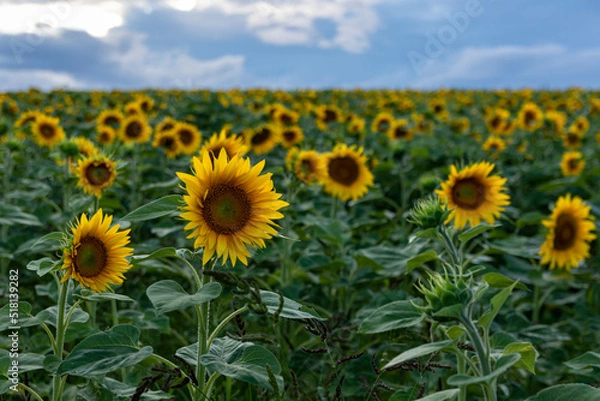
[560,151,585,177]
[74,155,118,197]
[319,144,374,201]
[31,114,65,148]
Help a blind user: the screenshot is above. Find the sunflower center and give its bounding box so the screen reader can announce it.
[39,123,56,138]
[104,116,119,126]
[126,121,142,138]
[524,111,536,126]
[23,116,36,124]
[451,178,485,210]
[99,132,110,142]
[323,109,338,123]
[328,156,359,186]
[280,113,294,125]
[161,137,176,150]
[300,158,315,175]
[394,126,408,139]
[85,163,111,186]
[377,119,390,132]
[251,128,271,145]
[567,158,580,170]
[203,184,251,234]
[553,213,578,250]
[74,237,108,277]
[283,130,297,142]
[490,116,501,129]
[433,104,443,113]
[160,122,174,132]
[179,129,193,145]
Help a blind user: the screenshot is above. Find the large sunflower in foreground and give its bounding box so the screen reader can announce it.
[436,161,510,229]
[62,209,133,293]
[75,155,118,197]
[119,115,152,144]
[178,150,288,266]
[31,114,65,148]
[539,194,596,271]
[319,144,374,201]
[560,151,585,177]
[200,129,249,162]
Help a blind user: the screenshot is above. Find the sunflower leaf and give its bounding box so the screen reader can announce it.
[120,195,181,223]
[146,280,222,315]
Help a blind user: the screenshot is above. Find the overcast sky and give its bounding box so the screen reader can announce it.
[1,0,599,91]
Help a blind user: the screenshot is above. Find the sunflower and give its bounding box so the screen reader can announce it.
[173,122,202,155]
[293,149,326,185]
[136,95,155,113]
[387,119,413,141]
[486,108,510,134]
[200,129,249,162]
[73,136,99,159]
[273,108,299,126]
[347,117,365,136]
[450,117,470,134]
[15,110,41,128]
[315,104,342,126]
[119,115,152,144]
[482,136,506,158]
[436,161,510,229]
[156,117,178,133]
[153,130,181,158]
[177,150,289,266]
[124,101,143,116]
[97,109,124,129]
[544,110,566,133]
[562,130,583,149]
[280,126,304,148]
[560,151,585,177]
[371,111,394,134]
[31,114,65,148]
[569,116,590,136]
[97,126,117,145]
[75,155,118,197]
[319,144,374,201]
[539,194,596,271]
[61,209,133,293]
[245,124,281,155]
[517,102,543,131]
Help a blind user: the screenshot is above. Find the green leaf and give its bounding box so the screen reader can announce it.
[199,337,283,391]
[74,292,135,303]
[479,281,518,331]
[56,324,153,376]
[407,251,439,272]
[146,280,221,315]
[101,377,172,400]
[447,353,521,386]
[392,389,459,401]
[120,195,181,223]
[487,237,541,259]
[0,351,45,375]
[458,224,497,244]
[260,291,324,320]
[564,352,600,370]
[483,273,527,291]
[382,340,455,370]
[356,241,429,277]
[359,300,424,334]
[0,203,42,226]
[503,342,537,373]
[131,247,177,262]
[26,257,61,277]
[525,384,600,401]
[31,231,66,251]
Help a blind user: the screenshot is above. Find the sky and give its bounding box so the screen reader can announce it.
[0,0,599,91]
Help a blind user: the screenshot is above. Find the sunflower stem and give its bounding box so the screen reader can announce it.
[18,383,44,401]
[62,156,71,213]
[194,258,214,401]
[52,279,69,401]
[207,304,249,348]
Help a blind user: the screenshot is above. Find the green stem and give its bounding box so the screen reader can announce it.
[40,322,57,354]
[439,226,461,271]
[52,280,69,401]
[64,300,83,330]
[18,383,44,401]
[195,304,207,401]
[111,299,119,327]
[63,157,71,213]
[457,351,467,401]
[460,311,496,401]
[204,372,220,400]
[207,305,249,348]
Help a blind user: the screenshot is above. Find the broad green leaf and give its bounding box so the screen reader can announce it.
[407,251,439,272]
[26,257,61,277]
[260,291,324,320]
[503,342,537,373]
[74,292,135,303]
[487,237,541,259]
[382,340,455,370]
[131,247,177,262]
[411,389,460,401]
[483,273,527,291]
[0,351,45,375]
[120,195,181,222]
[146,280,221,315]
[479,281,518,331]
[56,324,153,376]
[101,377,172,400]
[525,384,600,401]
[446,325,466,339]
[0,203,42,226]
[447,353,521,386]
[199,337,283,391]
[356,241,429,277]
[434,304,464,319]
[459,224,497,244]
[359,300,424,334]
[0,303,32,331]
[30,231,66,251]
[564,352,600,370]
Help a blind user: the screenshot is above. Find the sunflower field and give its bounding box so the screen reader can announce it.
[0,88,599,401]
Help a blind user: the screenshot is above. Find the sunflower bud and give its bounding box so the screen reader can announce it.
[408,196,451,230]
[416,267,472,321]
[5,137,23,152]
[59,139,80,158]
[417,173,439,194]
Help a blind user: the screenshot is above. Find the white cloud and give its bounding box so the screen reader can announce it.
[0,68,86,91]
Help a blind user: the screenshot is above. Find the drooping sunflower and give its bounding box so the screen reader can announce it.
[97,109,124,129]
[280,126,304,148]
[61,209,133,293]
[293,149,326,185]
[15,110,41,128]
[124,101,143,116]
[450,117,470,134]
[152,130,181,158]
[560,151,585,177]
[245,124,281,155]
[97,126,117,145]
[539,194,596,271]
[74,155,118,197]
[119,115,152,144]
[517,102,543,131]
[347,117,366,136]
[31,114,66,148]
[319,144,374,201]
[436,161,510,229]
[135,94,155,114]
[200,129,249,162]
[177,150,289,266]
[173,122,202,155]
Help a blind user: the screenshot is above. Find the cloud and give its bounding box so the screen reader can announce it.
[0,68,86,91]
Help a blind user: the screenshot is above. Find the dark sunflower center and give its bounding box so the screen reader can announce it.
[74,237,108,277]
[160,123,174,132]
[433,104,443,113]
[99,132,110,142]
[104,116,119,126]
[394,126,408,138]
[39,123,55,138]
[125,121,142,138]
[553,213,578,250]
[490,116,501,129]
[567,133,579,145]
[85,162,111,186]
[251,128,271,145]
[300,158,315,175]
[567,158,580,170]
[323,109,338,123]
[283,130,297,142]
[178,129,193,145]
[203,184,252,234]
[141,101,150,112]
[161,137,176,150]
[280,113,294,125]
[328,156,359,186]
[23,116,36,124]
[377,119,391,132]
[524,111,536,126]
[451,178,485,210]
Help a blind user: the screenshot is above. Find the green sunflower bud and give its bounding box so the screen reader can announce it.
[59,139,80,158]
[416,267,472,321]
[408,195,451,230]
[417,173,439,194]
